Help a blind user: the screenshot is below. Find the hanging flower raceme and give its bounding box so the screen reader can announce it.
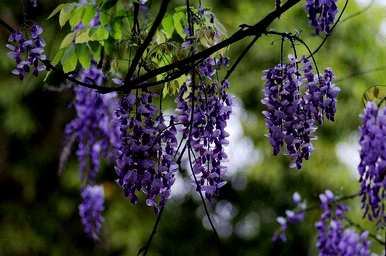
[6,24,46,80]
[176,56,232,200]
[358,102,386,225]
[262,55,340,169]
[273,192,306,242]
[115,90,178,213]
[63,62,119,181]
[315,190,371,256]
[305,0,338,34]
[79,185,105,240]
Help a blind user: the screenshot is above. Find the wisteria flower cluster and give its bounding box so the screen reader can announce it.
[115,90,178,213]
[305,0,339,34]
[358,101,386,225]
[274,191,372,255]
[262,55,340,169]
[64,62,118,182]
[315,190,371,255]
[176,57,232,200]
[6,24,46,80]
[79,185,105,241]
[273,192,306,242]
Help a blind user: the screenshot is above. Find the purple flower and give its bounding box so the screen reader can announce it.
[64,62,119,181]
[79,185,105,240]
[6,24,46,80]
[358,102,386,224]
[305,0,338,34]
[74,22,85,32]
[89,12,100,28]
[315,190,371,256]
[262,55,340,169]
[273,192,306,242]
[175,56,232,200]
[115,91,177,213]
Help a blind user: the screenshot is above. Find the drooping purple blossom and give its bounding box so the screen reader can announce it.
[74,22,85,32]
[305,0,338,34]
[89,12,101,28]
[262,55,340,169]
[79,185,105,240]
[6,25,46,80]
[273,192,306,242]
[176,56,232,200]
[315,190,371,256]
[115,90,178,213]
[64,62,119,181]
[358,102,386,225]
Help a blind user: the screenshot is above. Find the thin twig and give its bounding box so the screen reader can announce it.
[341,0,374,23]
[223,36,258,81]
[345,216,385,246]
[0,0,301,93]
[187,147,221,245]
[125,0,171,85]
[137,207,165,256]
[121,0,301,89]
[336,66,386,83]
[310,0,349,57]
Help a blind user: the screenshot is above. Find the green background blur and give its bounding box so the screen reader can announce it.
[0,0,385,255]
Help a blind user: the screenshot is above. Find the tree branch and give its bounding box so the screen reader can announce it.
[124,0,171,86]
[0,0,301,93]
[310,0,349,57]
[126,0,301,88]
[137,207,165,256]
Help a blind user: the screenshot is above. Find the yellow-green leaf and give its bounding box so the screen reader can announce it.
[162,14,174,39]
[59,4,75,27]
[90,27,109,41]
[60,32,75,49]
[52,48,65,65]
[69,7,84,28]
[112,20,122,40]
[61,46,78,73]
[75,29,91,44]
[76,44,91,68]
[363,86,386,105]
[48,3,67,20]
[173,11,186,39]
[82,6,96,25]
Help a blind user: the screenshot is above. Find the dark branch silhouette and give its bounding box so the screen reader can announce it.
[0,0,301,93]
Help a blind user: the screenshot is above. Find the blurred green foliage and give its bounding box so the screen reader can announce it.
[0,0,385,255]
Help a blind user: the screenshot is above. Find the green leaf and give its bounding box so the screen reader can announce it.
[48,3,67,20]
[102,0,118,11]
[59,4,75,27]
[363,86,386,105]
[61,46,78,73]
[89,41,101,62]
[162,14,174,38]
[90,26,109,41]
[60,32,75,49]
[69,7,84,28]
[75,29,91,44]
[82,6,96,25]
[101,0,118,10]
[112,20,122,40]
[76,44,91,68]
[100,12,109,26]
[173,11,186,39]
[52,48,65,65]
